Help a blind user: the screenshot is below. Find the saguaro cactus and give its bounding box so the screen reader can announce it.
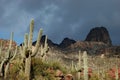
[115,65,119,80]
[83,51,88,80]
[0,32,17,79]
[20,19,48,80]
[40,35,49,61]
[77,50,82,80]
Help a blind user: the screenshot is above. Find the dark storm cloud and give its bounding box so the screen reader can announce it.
[0,0,120,45]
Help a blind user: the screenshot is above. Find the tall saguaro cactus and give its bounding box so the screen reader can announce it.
[77,50,82,80]
[83,51,88,80]
[20,19,48,80]
[0,32,17,79]
[40,35,49,61]
[115,65,119,80]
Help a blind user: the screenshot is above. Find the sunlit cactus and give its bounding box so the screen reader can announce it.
[83,51,88,80]
[78,50,82,80]
[78,50,82,70]
[71,60,74,72]
[115,65,119,80]
[40,35,49,61]
[0,32,18,79]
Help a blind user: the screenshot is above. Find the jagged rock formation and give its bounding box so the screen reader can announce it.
[32,35,58,48]
[59,37,76,48]
[32,37,76,49]
[85,27,112,45]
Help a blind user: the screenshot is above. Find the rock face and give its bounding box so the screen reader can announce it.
[100,46,120,57]
[65,41,108,54]
[0,39,17,50]
[85,27,112,45]
[32,35,58,47]
[59,38,76,48]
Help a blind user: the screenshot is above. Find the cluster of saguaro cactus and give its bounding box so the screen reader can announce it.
[71,51,88,80]
[0,32,18,79]
[19,19,48,80]
[74,51,88,80]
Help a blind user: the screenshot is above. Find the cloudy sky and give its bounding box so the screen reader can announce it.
[0,0,120,45]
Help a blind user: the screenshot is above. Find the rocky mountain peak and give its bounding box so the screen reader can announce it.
[32,35,58,47]
[59,37,76,48]
[85,27,112,45]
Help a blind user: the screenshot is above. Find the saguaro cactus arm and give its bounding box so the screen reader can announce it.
[6,32,14,59]
[44,35,48,53]
[4,63,10,79]
[10,46,18,61]
[28,19,34,49]
[24,33,29,48]
[24,33,30,58]
[39,35,49,58]
[0,59,6,76]
[31,29,43,57]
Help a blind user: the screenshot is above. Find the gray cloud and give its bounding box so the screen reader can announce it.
[0,0,120,45]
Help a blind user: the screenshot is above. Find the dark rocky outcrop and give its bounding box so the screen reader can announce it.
[59,37,76,48]
[85,27,112,45]
[32,35,58,47]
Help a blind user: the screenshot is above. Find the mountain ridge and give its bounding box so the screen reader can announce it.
[2,26,119,56]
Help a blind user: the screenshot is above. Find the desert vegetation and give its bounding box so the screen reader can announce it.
[0,19,120,80]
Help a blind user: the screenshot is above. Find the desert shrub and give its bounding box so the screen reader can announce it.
[31,58,63,80]
[8,61,21,80]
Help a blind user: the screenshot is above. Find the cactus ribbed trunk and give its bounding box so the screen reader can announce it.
[0,60,5,76]
[78,51,82,80]
[71,61,74,72]
[78,72,81,80]
[25,55,31,80]
[83,51,88,80]
[29,19,34,49]
[115,65,119,80]
[78,51,82,69]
